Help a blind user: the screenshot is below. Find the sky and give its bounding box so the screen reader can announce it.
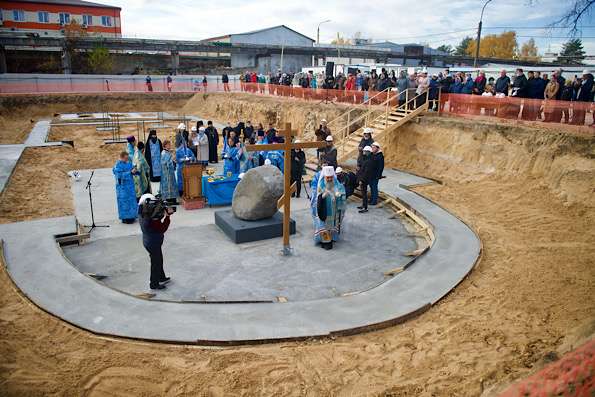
[100,0,594,56]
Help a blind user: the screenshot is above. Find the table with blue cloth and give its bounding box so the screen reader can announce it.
[201,175,240,206]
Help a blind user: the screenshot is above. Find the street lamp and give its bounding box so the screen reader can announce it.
[473,0,493,69]
[317,19,331,44]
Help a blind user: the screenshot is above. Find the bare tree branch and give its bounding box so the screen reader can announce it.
[550,0,595,36]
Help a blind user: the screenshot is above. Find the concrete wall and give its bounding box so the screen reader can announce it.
[4,50,229,74]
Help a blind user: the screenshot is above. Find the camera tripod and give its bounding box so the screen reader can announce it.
[84,170,109,233]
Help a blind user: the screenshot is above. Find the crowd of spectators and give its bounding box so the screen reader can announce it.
[443,68,594,125]
[225,66,594,125]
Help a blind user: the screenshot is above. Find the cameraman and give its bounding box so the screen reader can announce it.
[139,194,174,290]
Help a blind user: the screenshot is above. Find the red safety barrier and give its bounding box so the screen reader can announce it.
[439,93,595,127]
[0,77,399,106]
[499,339,594,397]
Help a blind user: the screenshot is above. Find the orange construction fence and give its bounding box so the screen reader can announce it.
[0,76,398,106]
[439,93,595,126]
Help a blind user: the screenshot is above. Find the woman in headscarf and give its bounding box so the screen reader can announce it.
[113,151,138,224]
[144,129,163,182]
[133,142,151,201]
[311,166,346,250]
[159,140,178,204]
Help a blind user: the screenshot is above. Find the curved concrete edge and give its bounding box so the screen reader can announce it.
[0,170,481,344]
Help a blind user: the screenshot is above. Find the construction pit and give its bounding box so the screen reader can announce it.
[0,92,593,396]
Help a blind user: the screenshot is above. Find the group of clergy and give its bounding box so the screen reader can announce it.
[112,121,348,252]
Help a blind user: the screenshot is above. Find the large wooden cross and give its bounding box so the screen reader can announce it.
[245,122,326,255]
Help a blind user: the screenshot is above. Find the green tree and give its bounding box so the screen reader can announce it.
[87,46,113,73]
[454,37,472,56]
[436,44,454,55]
[557,38,585,64]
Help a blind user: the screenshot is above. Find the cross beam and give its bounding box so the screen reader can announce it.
[245,122,326,255]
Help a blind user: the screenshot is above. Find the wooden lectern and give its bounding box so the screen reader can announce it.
[182,162,205,209]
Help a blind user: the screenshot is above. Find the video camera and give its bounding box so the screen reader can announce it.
[140,195,176,220]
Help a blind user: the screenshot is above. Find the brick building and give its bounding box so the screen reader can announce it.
[0,0,121,37]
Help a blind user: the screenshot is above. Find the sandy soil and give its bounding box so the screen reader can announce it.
[181,92,369,141]
[0,93,193,144]
[0,96,594,396]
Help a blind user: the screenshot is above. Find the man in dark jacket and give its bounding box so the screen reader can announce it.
[370,142,384,205]
[495,69,511,96]
[512,69,528,98]
[266,123,276,144]
[336,167,357,198]
[320,135,337,168]
[290,145,306,198]
[572,70,594,125]
[525,71,541,120]
[357,146,375,213]
[139,195,174,290]
[243,121,254,143]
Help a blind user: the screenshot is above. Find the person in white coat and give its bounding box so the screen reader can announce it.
[192,126,209,165]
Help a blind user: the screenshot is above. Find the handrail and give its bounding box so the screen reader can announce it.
[336,88,430,159]
[326,87,392,128]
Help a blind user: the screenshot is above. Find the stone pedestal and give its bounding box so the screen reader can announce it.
[215,209,295,244]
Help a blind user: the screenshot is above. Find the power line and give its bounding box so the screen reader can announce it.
[484,25,595,29]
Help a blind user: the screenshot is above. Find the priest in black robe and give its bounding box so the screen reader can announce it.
[206,121,219,163]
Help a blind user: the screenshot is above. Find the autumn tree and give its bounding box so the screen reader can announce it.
[454,37,472,56]
[436,44,454,55]
[557,38,586,64]
[519,38,540,61]
[465,31,518,59]
[331,33,351,45]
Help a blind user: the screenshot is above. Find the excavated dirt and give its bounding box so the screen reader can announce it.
[0,93,594,396]
[0,93,193,144]
[182,92,368,141]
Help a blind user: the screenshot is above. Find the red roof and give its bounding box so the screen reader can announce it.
[12,0,121,10]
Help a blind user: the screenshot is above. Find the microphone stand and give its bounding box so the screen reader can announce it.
[84,170,109,233]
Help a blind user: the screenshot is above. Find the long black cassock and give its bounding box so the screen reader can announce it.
[206,126,219,163]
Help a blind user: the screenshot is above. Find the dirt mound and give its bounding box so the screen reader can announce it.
[382,116,595,208]
[181,92,365,140]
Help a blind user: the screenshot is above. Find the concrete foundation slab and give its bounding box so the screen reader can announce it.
[0,126,481,343]
[215,209,296,243]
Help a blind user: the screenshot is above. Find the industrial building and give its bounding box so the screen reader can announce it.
[202,25,315,74]
[0,0,122,37]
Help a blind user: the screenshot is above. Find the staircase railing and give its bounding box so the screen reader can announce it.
[336,88,430,160]
[326,88,394,145]
[334,88,407,158]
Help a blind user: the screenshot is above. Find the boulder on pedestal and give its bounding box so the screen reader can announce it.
[232,165,284,221]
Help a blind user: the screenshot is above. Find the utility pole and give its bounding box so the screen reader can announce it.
[474,0,493,69]
[280,43,284,72]
[317,20,331,45]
